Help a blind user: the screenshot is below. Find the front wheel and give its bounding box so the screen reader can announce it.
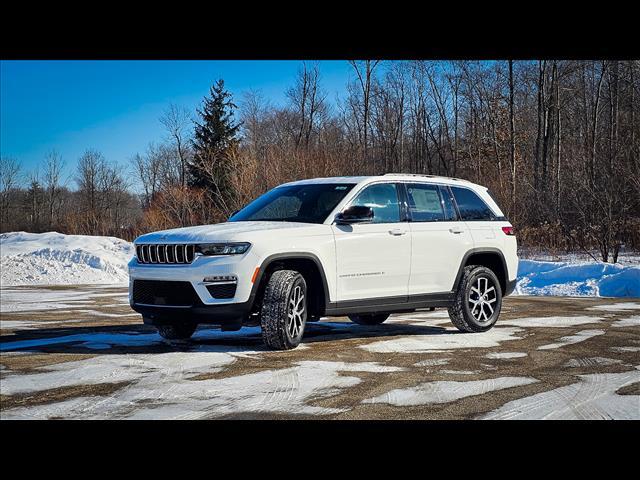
[348,313,390,325]
[448,265,502,332]
[261,270,308,350]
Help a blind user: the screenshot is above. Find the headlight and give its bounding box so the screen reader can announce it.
[196,242,251,256]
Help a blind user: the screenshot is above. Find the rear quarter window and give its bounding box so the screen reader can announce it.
[450,186,497,221]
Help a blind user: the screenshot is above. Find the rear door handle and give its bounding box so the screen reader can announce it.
[449,227,464,234]
[389,228,407,236]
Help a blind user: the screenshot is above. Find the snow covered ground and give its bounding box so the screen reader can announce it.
[0,231,638,297]
[515,259,640,297]
[0,232,133,287]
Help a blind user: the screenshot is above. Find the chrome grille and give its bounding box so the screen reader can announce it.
[136,244,195,264]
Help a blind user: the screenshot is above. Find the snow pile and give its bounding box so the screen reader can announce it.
[516,259,640,297]
[0,232,134,287]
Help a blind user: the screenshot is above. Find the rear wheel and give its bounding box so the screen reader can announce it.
[348,313,390,325]
[448,265,502,332]
[156,322,197,341]
[261,270,308,350]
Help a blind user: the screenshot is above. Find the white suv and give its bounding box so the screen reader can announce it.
[129,174,518,349]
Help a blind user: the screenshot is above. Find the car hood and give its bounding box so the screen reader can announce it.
[134,221,330,244]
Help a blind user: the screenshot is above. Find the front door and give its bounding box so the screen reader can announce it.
[332,182,411,301]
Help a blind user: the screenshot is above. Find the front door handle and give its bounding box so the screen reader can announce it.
[389,228,407,236]
[449,227,464,234]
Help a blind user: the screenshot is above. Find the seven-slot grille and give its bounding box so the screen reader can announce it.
[136,244,195,264]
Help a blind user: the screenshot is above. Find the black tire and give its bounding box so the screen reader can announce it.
[156,322,197,341]
[260,270,307,350]
[448,265,502,332]
[348,313,390,325]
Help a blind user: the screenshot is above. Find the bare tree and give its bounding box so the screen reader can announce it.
[160,104,192,188]
[0,157,22,231]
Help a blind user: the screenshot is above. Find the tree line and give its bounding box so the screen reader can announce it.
[1,60,638,262]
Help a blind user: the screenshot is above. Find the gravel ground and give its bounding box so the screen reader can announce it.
[0,286,638,420]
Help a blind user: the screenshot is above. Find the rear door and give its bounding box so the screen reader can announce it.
[332,182,411,301]
[405,183,473,294]
[450,186,500,249]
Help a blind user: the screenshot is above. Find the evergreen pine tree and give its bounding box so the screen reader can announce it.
[189,79,240,207]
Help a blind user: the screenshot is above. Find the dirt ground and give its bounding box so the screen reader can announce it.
[0,285,638,420]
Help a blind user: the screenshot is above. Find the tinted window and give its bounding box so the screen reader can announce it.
[450,186,496,221]
[229,183,355,224]
[439,186,458,221]
[350,183,401,223]
[406,184,445,222]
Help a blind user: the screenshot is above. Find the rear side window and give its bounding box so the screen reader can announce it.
[350,183,401,223]
[406,183,445,222]
[450,186,496,221]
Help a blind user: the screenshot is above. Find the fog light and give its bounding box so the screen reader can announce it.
[203,275,237,283]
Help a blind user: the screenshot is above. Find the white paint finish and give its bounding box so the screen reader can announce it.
[481,369,640,420]
[587,302,640,312]
[408,221,473,294]
[537,329,606,350]
[0,360,403,420]
[485,352,528,359]
[363,376,537,406]
[332,222,410,301]
[360,327,523,354]
[500,316,605,328]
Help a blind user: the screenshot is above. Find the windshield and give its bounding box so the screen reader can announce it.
[229,183,356,224]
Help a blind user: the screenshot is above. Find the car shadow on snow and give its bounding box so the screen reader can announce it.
[0,320,452,355]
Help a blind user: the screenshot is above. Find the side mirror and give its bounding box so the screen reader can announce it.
[335,205,374,225]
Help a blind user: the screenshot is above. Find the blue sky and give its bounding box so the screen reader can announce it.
[0,60,355,185]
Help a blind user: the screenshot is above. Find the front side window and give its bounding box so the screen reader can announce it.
[229,183,356,224]
[450,186,496,221]
[349,183,401,223]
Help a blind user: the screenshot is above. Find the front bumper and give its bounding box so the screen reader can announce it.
[128,250,261,326]
[131,300,252,327]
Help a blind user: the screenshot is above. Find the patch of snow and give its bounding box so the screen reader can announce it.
[0,287,129,313]
[500,316,604,328]
[480,369,640,419]
[564,357,623,368]
[537,329,606,350]
[414,358,450,367]
[360,327,523,354]
[587,302,640,312]
[486,352,528,359]
[612,316,640,328]
[515,259,640,297]
[611,346,640,353]
[440,370,478,375]
[363,377,537,406]
[0,359,403,420]
[0,231,133,287]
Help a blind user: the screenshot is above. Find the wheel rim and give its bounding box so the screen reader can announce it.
[287,284,305,338]
[468,276,497,323]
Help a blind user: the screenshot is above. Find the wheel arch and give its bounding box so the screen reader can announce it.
[249,252,330,317]
[453,248,509,295]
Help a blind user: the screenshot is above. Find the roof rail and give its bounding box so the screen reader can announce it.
[382,173,471,183]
